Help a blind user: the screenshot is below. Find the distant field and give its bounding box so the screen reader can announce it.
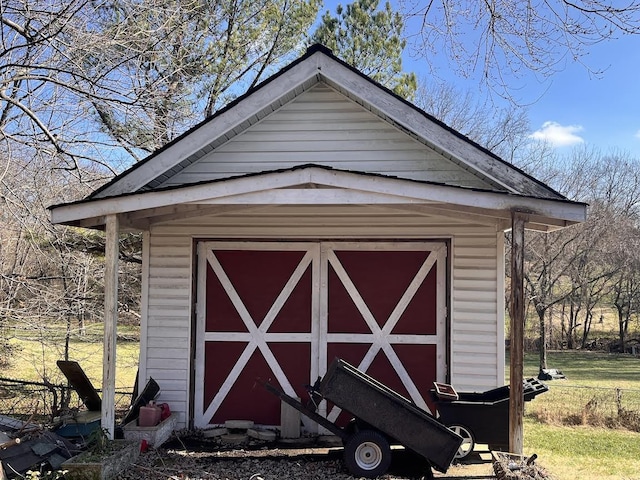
[2,321,139,417]
[518,351,640,479]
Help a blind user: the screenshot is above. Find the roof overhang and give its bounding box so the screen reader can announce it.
[50,165,587,233]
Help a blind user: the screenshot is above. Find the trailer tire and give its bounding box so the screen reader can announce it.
[448,424,475,460]
[344,429,392,478]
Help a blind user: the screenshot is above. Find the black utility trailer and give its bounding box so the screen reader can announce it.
[264,358,463,478]
[430,378,548,459]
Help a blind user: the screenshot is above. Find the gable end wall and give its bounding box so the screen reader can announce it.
[159,85,496,191]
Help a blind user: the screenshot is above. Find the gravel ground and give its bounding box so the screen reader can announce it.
[118,436,496,480]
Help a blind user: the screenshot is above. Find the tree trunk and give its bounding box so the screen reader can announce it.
[617,306,626,352]
[538,308,547,372]
[581,309,590,349]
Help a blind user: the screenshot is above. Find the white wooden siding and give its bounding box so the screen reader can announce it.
[141,234,193,427]
[141,207,504,428]
[159,84,494,190]
[450,233,505,389]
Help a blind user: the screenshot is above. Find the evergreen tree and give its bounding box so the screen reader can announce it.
[311,0,417,100]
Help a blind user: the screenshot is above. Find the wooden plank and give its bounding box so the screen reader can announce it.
[280,398,302,439]
[57,360,101,411]
[509,211,526,454]
[102,214,119,439]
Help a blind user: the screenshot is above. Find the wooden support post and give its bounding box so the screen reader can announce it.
[509,211,526,454]
[102,214,119,439]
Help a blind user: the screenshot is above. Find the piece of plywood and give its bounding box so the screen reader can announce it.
[122,377,160,426]
[56,360,101,411]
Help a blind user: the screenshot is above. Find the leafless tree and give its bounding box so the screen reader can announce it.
[400,0,640,100]
[521,146,640,365]
[415,80,530,161]
[0,0,146,174]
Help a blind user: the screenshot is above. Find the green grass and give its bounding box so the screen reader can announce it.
[521,350,640,388]
[524,420,640,479]
[515,350,640,479]
[3,321,139,394]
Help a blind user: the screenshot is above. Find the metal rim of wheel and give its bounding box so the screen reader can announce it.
[449,424,474,459]
[344,429,392,478]
[354,441,384,470]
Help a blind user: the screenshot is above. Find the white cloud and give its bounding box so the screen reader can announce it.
[529,121,585,147]
[635,129,640,139]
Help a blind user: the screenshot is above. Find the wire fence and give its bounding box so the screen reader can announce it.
[526,383,640,432]
[3,377,640,433]
[0,377,133,424]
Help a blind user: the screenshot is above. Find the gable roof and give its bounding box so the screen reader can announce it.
[89,44,565,202]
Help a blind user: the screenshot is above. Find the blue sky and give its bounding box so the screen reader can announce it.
[521,34,640,157]
[397,14,640,157]
[320,1,640,157]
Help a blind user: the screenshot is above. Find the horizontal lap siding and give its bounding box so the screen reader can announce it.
[451,234,505,391]
[143,235,192,427]
[141,210,504,428]
[160,85,492,190]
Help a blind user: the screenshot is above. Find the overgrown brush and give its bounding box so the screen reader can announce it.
[529,389,640,432]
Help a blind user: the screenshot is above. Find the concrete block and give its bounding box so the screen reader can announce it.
[202,427,227,438]
[220,433,248,445]
[224,419,254,430]
[248,428,277,441]
[123,414,177,448]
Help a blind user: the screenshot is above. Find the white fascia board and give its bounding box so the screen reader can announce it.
[93,55,326,199]
[304,168,586,223]
[52,166,586,226]
[52,168,314,224]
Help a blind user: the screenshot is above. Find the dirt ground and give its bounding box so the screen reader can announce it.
[119,439,497,480]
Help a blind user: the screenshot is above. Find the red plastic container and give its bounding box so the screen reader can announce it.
[138,401,161,427]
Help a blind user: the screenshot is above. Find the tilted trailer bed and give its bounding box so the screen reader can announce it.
[263,358,463,478]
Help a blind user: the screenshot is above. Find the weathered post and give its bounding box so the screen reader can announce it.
[102,214,119,439]
[509,211,526,454]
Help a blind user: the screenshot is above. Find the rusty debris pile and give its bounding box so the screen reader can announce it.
[0,415,81,478]
[492,452,554,480]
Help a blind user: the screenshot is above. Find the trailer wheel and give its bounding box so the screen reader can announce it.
[344,429,392,478]
[448,424,474,460]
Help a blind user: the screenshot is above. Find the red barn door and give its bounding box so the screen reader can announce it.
[194,241,446,428]
[320,242,446,424]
